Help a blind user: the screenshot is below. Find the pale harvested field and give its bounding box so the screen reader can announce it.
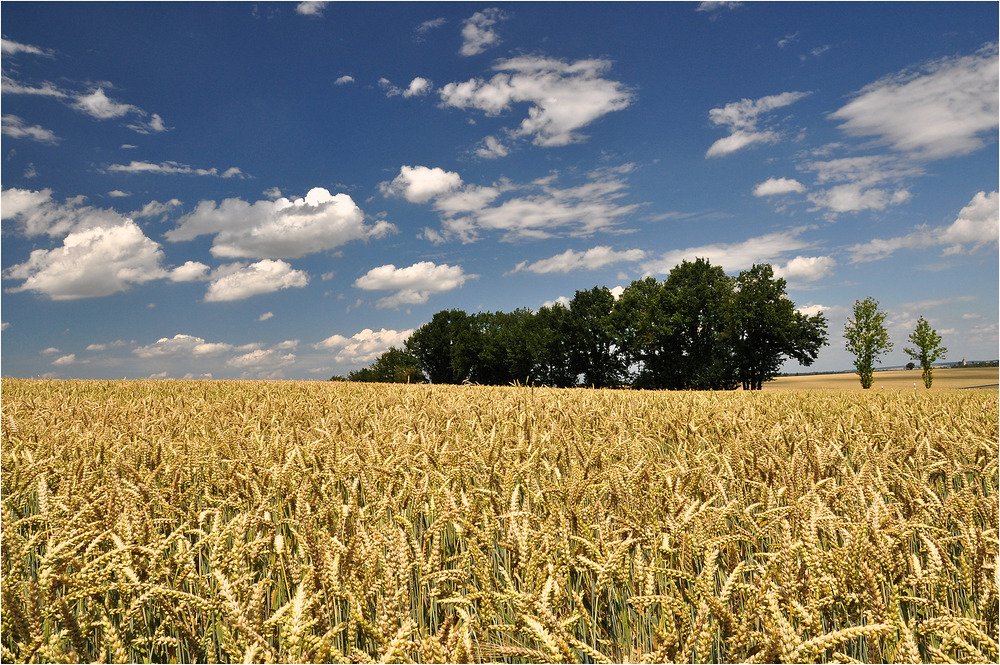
[766,367,999,391]
[1,379,997,663]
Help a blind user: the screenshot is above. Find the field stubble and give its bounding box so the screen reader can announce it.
[1,379,997,663]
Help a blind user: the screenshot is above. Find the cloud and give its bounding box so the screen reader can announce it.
[314,327,414,364]
[439,56,633,147]
[3,220,169,300]
[807,184,910,214]
[475,135,510,159]
[403,77,433,97]
[226,348,296,370]
[773,255,836,282]
[642,228,812,276]
[203,260,309,302]
[334,75,355,85]
[753,177,805,197]
[107,161,244,177]
[108,190,130,198]
[1,114,59,144]
[52,354,80,366]
[830,45,999,160]
[168,261,210,282]
[511,246,646,274]
[0,73,67,98]
[258,312,274,321]
[801,155,921,214]
[1,37,54,57]
[381,165,463,203]
[415,17,447,40]
[706,91,809,157]
[72,88,137,120]
[132,198,182,218]
[353,261,476,309]
[384,165,639,242]
[133,334,235,358]
[459,8,508,56]
[380,76,432,99]
[848,190,999,263]
[295,1,328,16]
[0,187,133,237]
[696,2,742,15]
[167,187,393,259]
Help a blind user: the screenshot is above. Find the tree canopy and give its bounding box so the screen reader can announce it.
[338,259,829,390]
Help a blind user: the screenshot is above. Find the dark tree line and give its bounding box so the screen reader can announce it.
[334,259,829,390]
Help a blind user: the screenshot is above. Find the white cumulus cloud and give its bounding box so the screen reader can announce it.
[459,7,508,56]
[753,177,805,197]
[353,261,476,309]
[4,220,168,300]
[167,187,394,259]
[314,327,414,364]
[773,256,836,282]
[204,260,309,302]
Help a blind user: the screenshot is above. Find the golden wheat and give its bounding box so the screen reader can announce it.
[1,379,996,663]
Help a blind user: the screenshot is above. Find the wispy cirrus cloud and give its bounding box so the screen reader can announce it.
[848,190,998,263]
[510,246,646,275]
[706,91,809,157]
[830,44,998,160]
[1,114,60,144]
[106,161,244,178]
[439,56,633,148]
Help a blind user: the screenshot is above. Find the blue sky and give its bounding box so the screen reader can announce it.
[2,1,997,380]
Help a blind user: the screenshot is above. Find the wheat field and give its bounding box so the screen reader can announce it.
[1,379,997,664]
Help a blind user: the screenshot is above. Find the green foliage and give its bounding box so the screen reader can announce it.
[904,316,947,388]
[347,347,425,384]
[844,297,893,389]
[348,260,829,390]
[731,264,828,390]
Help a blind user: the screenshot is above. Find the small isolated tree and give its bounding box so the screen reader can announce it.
[904,316,947,388]
[844,297,893,389]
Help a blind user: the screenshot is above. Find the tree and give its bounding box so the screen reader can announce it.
[567,287,629,388]
[613,276,673,389]
[904,316,947,388]
[347,347,426,383]
[530,303,578,388]
[843,297,893,389]
[730,264,828,390]
[662,259,738,390]
[404,309,472,384]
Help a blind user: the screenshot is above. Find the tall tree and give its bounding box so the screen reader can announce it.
[404,309,472,384]
[731,264,828,390]
[843,297,893,389]
[662,259,738,390]
[567,287,628,388]
[530,303,578,388]
[613,276,673,389]
[904,316,947,388]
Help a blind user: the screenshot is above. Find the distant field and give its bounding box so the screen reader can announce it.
[766,366,999,391]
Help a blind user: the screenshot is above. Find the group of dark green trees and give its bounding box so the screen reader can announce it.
[336,259,830,390]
